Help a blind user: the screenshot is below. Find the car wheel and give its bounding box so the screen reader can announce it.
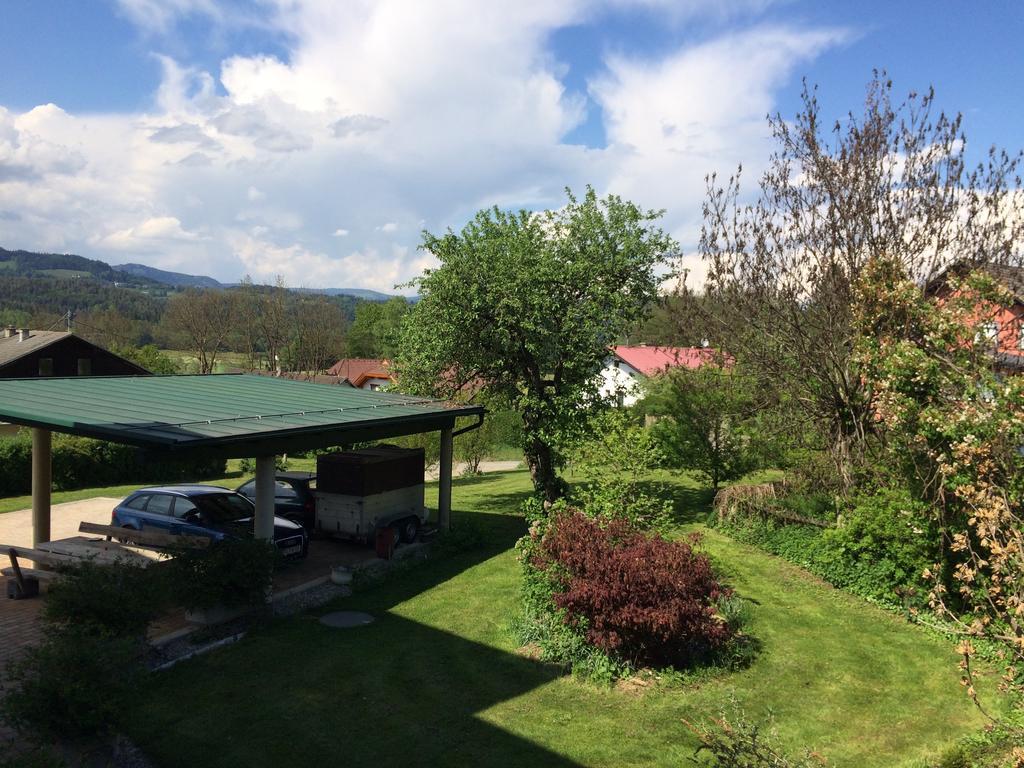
[399,516,420,544]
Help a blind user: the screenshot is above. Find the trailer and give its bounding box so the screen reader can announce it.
[313,446,427,545]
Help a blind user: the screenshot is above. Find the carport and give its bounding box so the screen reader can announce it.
[0,374,484,546]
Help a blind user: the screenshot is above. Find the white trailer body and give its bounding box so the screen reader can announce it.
[314,484,426,543]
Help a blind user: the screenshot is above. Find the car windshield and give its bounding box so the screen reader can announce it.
[192,493,255,525]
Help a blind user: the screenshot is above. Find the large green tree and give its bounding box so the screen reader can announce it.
[346,297,411,358]
[397,187,676,503]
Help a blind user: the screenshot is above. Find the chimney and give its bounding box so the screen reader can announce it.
[2,327,15,338]
[18,329,30,342]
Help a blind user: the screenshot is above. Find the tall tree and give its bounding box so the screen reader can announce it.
[397,187,677,503]
[287,296,346,377]
[161,289,233,374]
[681,74,1024,489]
[256,278,290,374]
[346,297,411,358]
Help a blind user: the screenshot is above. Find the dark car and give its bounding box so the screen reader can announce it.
[236,472,317,531]
[111,485,307,559]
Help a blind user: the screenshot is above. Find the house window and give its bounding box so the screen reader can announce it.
[77,358,92,376]
[38,358,53,377]
[978,321,999,345]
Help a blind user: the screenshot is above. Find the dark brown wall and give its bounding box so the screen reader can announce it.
[0,336,150,378]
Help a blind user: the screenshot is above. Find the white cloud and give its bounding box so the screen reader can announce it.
[0,2,844,291]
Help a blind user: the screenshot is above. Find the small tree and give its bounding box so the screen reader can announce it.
[110,343,180,374]
[570,409,672,530]
[645,364,765,490]
[397,187,677,504]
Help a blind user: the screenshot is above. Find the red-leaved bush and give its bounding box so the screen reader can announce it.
[534,510,734,668]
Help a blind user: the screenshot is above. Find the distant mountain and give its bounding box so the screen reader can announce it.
[114,262,223,289]
[294,287,399,302]
[2,246,405,302]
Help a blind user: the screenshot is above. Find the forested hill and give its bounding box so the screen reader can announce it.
[0,247,164,289]
[113,262,223,289]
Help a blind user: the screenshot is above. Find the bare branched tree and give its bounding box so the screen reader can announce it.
[163,289,234,374]
[682,73,1024,488]
[256,277,290,374]
[289,296,346,377]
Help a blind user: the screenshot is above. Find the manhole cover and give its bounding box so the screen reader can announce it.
[319,611,375,628]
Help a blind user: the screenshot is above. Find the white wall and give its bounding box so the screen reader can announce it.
[598,357,644,407]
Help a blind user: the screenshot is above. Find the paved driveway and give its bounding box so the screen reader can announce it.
[0,497,122,548]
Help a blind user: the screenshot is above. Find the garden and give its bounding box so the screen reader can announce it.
[122,469,984,768]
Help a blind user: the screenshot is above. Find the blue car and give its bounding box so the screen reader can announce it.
[111,485,307,559]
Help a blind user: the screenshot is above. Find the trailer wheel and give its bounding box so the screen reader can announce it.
[399,516,420,544]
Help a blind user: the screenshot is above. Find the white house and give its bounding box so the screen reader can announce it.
[599,345,717,406]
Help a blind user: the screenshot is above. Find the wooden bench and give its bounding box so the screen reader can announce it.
[78,522,211,550]
[3,545,76,599]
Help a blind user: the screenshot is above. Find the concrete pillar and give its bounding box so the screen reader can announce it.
[438,427,453,531]
[254,455,276,541]
[31,428,51,547]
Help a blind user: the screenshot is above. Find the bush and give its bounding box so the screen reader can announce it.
[532,510,735,669]
[1,631,145,740]
[569,410,673,531]
[718,488,938,608]
[0,430,226,496]
[167,537,277,611]
[685,702,828,767]
[44,559,169,639]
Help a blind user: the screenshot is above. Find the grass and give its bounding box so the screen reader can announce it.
[0,466,248,515]
[125,469,985,767]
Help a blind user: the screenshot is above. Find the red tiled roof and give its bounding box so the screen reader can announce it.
[610,345,718,376]
[326,358,394,385]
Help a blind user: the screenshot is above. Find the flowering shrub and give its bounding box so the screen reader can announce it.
[853,258,1024,712]
[531,509,735,669]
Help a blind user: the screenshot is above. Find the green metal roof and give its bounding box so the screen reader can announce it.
[0,374,482,456]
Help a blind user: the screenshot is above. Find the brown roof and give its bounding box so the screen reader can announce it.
[982,263,1024,301]
[0,330,150,375]
[0,330,71,367]
[929,262,1024,301]
[326,358,394,386]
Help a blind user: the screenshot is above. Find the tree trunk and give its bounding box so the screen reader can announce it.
[524,438,564,506]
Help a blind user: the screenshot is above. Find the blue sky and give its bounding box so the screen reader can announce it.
[0,1,1021,290]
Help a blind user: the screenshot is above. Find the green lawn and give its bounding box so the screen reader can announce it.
[0,466,249,515]
[126,470,985,767]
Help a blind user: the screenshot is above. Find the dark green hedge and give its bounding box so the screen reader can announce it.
[0,431,226,496]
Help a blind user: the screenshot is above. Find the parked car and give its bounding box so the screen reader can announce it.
[111,485,307,559]
[235,472,317,531]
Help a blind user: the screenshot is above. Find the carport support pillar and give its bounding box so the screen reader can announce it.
[254,455,276,541]
[31,428,51,547]
[439,426,453,531]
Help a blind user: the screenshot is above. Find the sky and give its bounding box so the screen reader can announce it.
[0,0,1021,293]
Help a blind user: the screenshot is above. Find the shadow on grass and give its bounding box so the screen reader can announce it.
[135,497,581,768]
[136,611,580,768]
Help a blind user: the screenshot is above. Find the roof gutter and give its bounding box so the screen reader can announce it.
[452,411,485,437]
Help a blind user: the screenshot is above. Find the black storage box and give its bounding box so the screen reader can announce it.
[316,446,425,496]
